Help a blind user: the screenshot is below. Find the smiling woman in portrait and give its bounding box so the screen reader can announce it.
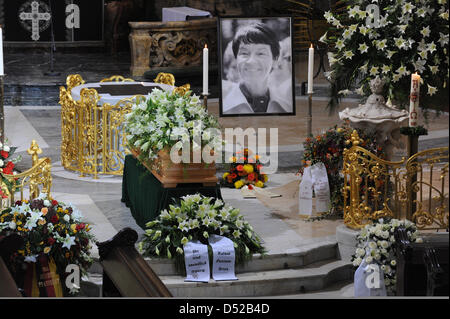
[221,21,293,115]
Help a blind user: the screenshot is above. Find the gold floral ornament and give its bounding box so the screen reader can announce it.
[154,72,175,86]
[172,84,191,97]
[100,75,134,83]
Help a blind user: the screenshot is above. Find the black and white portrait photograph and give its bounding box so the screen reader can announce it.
[218,16,295,116]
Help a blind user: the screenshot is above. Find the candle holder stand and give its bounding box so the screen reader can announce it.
[400,125,428,220]
[202,93,209,111]
[307,92,313,137]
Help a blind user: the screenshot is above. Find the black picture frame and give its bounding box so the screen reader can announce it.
[218,16,296,117]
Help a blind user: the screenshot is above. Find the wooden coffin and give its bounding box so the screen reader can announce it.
[130,148,218,188]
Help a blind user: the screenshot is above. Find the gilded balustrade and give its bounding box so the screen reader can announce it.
[342,130,449,231]
[1,141,52,209]
[60,74,174,178]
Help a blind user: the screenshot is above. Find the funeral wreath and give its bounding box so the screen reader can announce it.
[351,218,422,295]
[138,194,265,274]
[298,125,385,216]
[0,193,95,295]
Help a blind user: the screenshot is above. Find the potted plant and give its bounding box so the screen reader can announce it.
[124,88,223,187]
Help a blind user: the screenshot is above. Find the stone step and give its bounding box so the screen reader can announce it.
[273,280,354,298]
[160,259,353,297]
[146,240,338,276]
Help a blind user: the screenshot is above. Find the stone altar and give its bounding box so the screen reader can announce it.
[128,18,217,76]
[339,77,409,160]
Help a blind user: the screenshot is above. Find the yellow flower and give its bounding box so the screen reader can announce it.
[234,180,244,189]
[223,172,230,179]
[229,156,237,163]
[38,219,46,226]
[44,247,51,254]
[70,224,77,233]
[255,181,264,188]
[64,209,69,214]
[243,164,254,174]
[17,250,25,256]
[262,174,268,182]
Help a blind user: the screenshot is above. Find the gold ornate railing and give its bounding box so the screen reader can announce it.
[1,141,52,209]
[60,74,178,178]
[342,130,449,231]
[60,74,146,179]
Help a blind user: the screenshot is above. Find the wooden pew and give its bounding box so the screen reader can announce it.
[0,234,24,297]
[97,227,172,297]
[394,227,449,296]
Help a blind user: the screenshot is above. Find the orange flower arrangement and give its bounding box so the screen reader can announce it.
[222,149,268,189]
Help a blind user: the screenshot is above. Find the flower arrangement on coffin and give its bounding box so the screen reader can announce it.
[298,124,385,216]
[0,139,22,198]
[320,0,449,113]
[221,148,268,189]
[124,88,222,168]
[351,218,422,295]
[0,194,95,296]
[138,194,265,274]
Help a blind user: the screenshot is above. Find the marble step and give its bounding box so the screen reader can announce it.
[145,240,338,276]
[160,259,353,297]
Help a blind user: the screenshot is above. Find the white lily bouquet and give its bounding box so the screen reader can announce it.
[321,0,449,112]
[138,194,266,274]
[124,88,222,164]
[351,218,423,295]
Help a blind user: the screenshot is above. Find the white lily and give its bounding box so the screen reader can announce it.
[358,43,369,54]
[427,84,438,96]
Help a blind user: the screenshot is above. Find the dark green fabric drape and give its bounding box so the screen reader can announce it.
[121,155,222,229]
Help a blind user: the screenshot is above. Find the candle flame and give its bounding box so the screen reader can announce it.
[310,43,313,48]
[205,44,208,49]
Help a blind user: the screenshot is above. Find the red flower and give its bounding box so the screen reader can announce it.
[51,200,58,206]
[248,184,254,190]
[3,161,14,175]
[236,165,244,171]
[257,164,262,171]
[50,215,59,223]
[230,173,237,179]
[0,150,9,159]
[47,237,56,245]
[76,223,86,231]
[247,173,256,181]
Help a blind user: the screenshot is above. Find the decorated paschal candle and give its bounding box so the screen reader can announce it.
[409,73,420,127]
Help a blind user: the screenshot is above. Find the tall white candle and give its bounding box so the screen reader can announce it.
[0,27,4,76]
[307,43,314,94]
[409,72,420,127]
[202,44,208,95]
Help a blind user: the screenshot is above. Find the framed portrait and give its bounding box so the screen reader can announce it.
[218,16,295,117]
